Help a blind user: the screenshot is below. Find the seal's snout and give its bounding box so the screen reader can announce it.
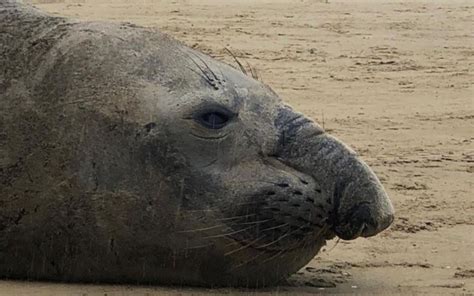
[274,105,394,241]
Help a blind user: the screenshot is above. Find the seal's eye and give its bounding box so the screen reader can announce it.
[194,108,234,129]
[196,111,230,129]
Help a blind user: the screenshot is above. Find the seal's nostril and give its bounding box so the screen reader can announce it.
[360,223,377,237]
[276,183,289,188]
[333,202,379,240]
[299,179,308,185]
[267,191,276,196]
[294,190,303,196]
[352,203,373,222]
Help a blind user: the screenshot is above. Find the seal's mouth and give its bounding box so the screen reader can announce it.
[220,189,334,255]
[226,221,331,253]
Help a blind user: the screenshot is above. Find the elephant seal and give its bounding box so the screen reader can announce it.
[0,0,394,287]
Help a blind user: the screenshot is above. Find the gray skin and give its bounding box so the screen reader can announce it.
[0,0,394,287]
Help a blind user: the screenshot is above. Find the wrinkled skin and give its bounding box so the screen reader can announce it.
[0,0,394,287]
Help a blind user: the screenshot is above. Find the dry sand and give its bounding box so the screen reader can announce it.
[1,0,473,295]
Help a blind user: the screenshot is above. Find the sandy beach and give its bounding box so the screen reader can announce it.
[1,0,473,295]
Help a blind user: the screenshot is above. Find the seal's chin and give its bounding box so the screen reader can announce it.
[221,199,332,253]
[201,230,332,287]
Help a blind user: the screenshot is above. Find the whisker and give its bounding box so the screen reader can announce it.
[184,243,215,250]
[202,226,253,239]
[259,223,289,232]
[245,59,259,80]
[278,223,330,254]
[225,240,242,248]
[188,57,213,83]
[260,250,285,263]
[327,237,341,253]
[226,224,332,269]
[177,224,227,233]
[217,213,256,222]
[186,66,211,82]
[189,50,220,82]
[232,219,271,226]
[229,250,268,270]
[217,66,226,83]
[201,158,218,168]
[180,208,220,213]
[225,47,247,75]
[229,201,266,207]
[224,235,267,256]
[256,223,307,249]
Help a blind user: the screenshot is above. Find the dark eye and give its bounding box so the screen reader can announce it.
[196,111,230,129]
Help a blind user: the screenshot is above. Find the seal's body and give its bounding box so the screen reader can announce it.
[0,0,394,286]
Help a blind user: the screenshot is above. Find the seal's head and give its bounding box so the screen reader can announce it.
[0,3,394,287]
[133,47,395,286]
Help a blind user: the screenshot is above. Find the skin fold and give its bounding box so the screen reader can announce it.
[0,0,394,287]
